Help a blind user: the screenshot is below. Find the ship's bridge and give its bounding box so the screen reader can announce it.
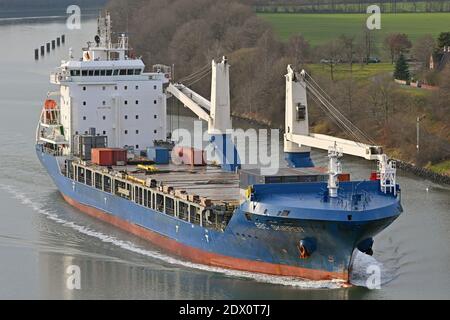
[50,60,169,84]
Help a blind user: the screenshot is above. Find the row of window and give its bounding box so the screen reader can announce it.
[81,100,157,106]
[80,114,158,121]
[123,129,158,134]
[81,85,158,91]
[71,69,142,77]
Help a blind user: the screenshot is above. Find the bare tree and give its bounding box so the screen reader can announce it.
[411,34,436,68]
[339,34,355,73]
[384,33,413,64]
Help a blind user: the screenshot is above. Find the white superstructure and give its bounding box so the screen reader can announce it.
[47,12,169,154]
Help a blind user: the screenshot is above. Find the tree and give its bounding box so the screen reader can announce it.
[384,33,412,64]
[437,32,450,49]
[363,28,374,64]
[318,40,343,80]
[339,34,355,73]
[286,34,311,66]
[394,53,410,81]
[411,34,436,68]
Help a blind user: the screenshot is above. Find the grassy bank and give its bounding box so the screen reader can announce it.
[258,13,450,45]
[307,62,394,82]
[427,160,450,176]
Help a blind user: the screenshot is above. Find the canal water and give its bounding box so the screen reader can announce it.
[0,16,449,299]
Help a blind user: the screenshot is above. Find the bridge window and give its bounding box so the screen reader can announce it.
[106,70,112,76]
[94,70,100,76]
[88,70,94,76]
[113,70,119,76]
[81,71,88,77]
[135,69,141,75]
[119,69,127,76]
[100,70,106,76]
[70,70,80,76]
[127,69,134,75]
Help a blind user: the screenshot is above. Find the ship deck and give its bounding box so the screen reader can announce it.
[92,163,241,205]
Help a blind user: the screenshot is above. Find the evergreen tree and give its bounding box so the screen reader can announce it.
[437,32,450,49]
[394,53,410,81]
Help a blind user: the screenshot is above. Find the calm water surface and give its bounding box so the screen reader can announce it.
[0,17,449,299]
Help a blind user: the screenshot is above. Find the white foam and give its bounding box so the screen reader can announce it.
[1,183,351,289]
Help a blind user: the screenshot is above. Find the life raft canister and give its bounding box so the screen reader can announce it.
[44,99,57,109]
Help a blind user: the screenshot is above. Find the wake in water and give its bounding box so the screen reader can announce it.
[0,183,390,289]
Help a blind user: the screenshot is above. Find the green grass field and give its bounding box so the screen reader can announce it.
[258,13,450,46]
[307,62,394,81]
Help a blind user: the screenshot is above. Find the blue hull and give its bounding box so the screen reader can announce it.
[36,145,402,281]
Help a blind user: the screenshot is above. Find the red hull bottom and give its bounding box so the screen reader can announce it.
[62,193,349,282]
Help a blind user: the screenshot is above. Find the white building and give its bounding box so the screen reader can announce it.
[49,13,169,154]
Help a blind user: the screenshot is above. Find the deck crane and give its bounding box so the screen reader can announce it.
[166,56,240,172]
[284,65,396,197]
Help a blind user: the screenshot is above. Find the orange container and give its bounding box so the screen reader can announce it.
[338,173,351,182]
[92,148,127,166]
[172,146,206,166]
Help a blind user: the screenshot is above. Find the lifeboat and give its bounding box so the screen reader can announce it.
[43,99,58,124]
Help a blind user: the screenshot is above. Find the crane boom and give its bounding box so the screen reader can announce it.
[285,132,383,161]
[166,83,211,122]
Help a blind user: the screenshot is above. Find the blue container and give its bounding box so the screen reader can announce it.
[146,147,169,164]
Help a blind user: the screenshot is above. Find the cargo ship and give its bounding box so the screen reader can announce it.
[36,13,402,282]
